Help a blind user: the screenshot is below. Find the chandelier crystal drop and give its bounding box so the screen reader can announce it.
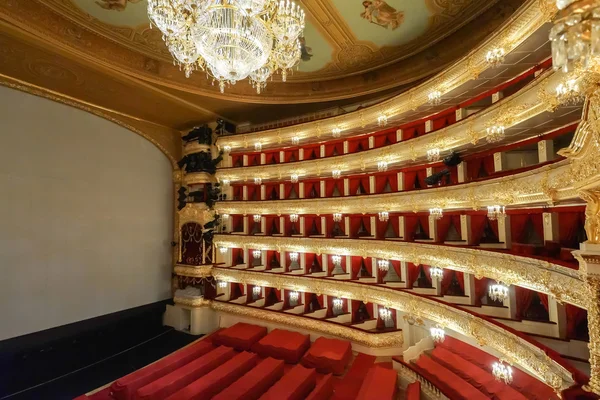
[427,148,440,162]
[486,125,505,143]
[148,0,305,93]
[430,266,444,280]
[377,114,388,127]
[252,249,262,259]
[489,283,509,302]
[333,213,343,222]
[550,0,600,73]
[487,205,506,221]
[252,285,262,295]
[332,127,342,138]
[429,207,443,220]
[428,90,442,105]
[556,78,585,105]
[492,361,513,384]
[377,259,390,272]
[379,307,392,321]
[289,252,299,261]
[289,213,299,223]
[485,47,506,67]
[290,173,299,183]
[253,214,262,222]
[430,326,445,343]
[377,160,388,172]
[378,211,389,222]
[332,169,342,179]
[289,290,299,302]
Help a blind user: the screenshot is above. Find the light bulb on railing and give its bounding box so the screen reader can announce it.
[332,127,341,138]
[430,266,444,280]
[379,307,392,320]
[378,211,389,222]
[377,114,388,127]
[332,169,341,179]
[253,214,262,223]
[485,47,505,67]
[331,255,342,266]
[289,252,299,261]
[377,160,388,172]
[488,282,509,302]
[427,148,440,162]
[289,290,299,302]
[430,326,445,343]
[252,249,262,259]
[487,205,506,221]
[252,286,262,296]
[333,213,343,222]
[486,125,505,143]
[429,208,443,220]
[291,136,300,145]
[254,142,262,152]
[254,177,262,185]
[290,174,299,183]
[428,90,442,105]
[492,361,513,384]
[333,297,344,310]
[289,214,299,223]
[377,259,389,272]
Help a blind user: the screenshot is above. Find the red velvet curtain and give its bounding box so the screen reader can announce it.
[264,151,279,164]
[403,170,417,190]
[407,263,420,288]
[474,277,489,306]
[538,293,549,312]
[566,304,587,339]
[510,213,544,244]
[436,215,452,242]
[348,177,369,196]
[232,185,243,200]
[324,142,342,157]
[404,215,419,241]
[348,138,368,153]
[324,179,342,197]
[416,170,427,187]
[304,146,320,160]
[375,174,398,193]
[284,149,299,163]
[467,155,494,181]
[374,131,396,147]
[305,181,320,198]
[284,183,300,199]
[559,210,586,248]
[515,286,533,319]
[181,223,203,265]
[376,215,399,239]
[326,296,348,317]
[440,270,464,295]
[350,216,370,237]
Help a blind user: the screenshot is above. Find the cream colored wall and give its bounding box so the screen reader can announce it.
[0,86,173,340]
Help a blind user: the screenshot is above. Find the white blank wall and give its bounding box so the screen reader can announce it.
[0,86,173,340]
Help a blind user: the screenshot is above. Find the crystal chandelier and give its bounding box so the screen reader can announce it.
[289,252,299,261]
[492,361,513,384]
[333,213,343,222]
[332,127,342,138]
[377,114,388,127]
[378,211,389,222]
[487,205,506,221]
[428,90,442,105]
[252,249,262,259]
[252,285,262,296]
[377,160,388,172]
[254,177,262,185]
[429,208,443,220]
[550,0,600,73]
[289,290,299,302]
[379,307,392,321]
[332,297,344,311]
[556,78,584,105]
[486,125,505,143]
[430,326,445,343]
[290,174,299,183]
[289,213,299,223]
[377,259,390,272]
[427,148,440,162]
[147,0,305,93]
[253,214,262,223]
[485,48,506,67]
[331,255,342,266]
[291,136,300,145]
[430,266,444,280]
[332,169,341,179]
[489,282,509,302]
[254,142,263,151]
[218,280,228,288]
[219,246,229,254]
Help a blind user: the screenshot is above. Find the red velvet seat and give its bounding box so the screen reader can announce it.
[301,337,352,375]
[212,322,267,351]
[405,381,420,400]
[134,346,235,400]
[212,357,285,400]
[430,346,527,400]
[305,374,334,400]
[110,340,214,400]
[251,328,311,364]
[356,365,398,400]
[165,351,259,400]
[438,336,559,400]
[414,355,488,400]
[259,364,317,400]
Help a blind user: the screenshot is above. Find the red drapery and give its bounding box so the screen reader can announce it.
[304,293,323,313]
[264,151,280,164]
[324,179,343,197]
[566,304,588,339]
[265,250,280,270]
[376,215,399,239]
[284,149,299,163]
[436,214,461,242]
[559,210,586,248]
[349,216,371,237]
[347,137,369,153]
[375,173,398,193]
[440,270,465,295]
[304,146,320,160]
[181,223,203,265]
[304,215,322,236]
[305,181,320,198]
[324,142,342,157]
[510,212,544,244]
[373,131,396,148]
[350,256,372,279]
[284,182,300,199]
[539,292,549,312]
[348,177,370,196]
[232,185,243,201]
[403,214,429,241]
[474,277,489,306]
[470,214,500,245]
[329,254,346,275]
[407,263,420,288]
[515,286,534,319]
[466,155,494,181]
[326,296,348,317]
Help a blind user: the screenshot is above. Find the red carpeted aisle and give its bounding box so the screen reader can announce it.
[356,365,398,400]
[301,337,352,375]
[405,381,420,400]
[251,329,311,364]
[306,373,334,400]
[331,353,375,400]
[212,357,285,400]
[259,364,317,400]
[212,322,267,351]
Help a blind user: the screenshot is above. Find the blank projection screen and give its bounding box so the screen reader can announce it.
[0,86,173,340]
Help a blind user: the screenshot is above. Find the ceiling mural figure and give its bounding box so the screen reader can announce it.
[95,0,141,11]
[361,0,405,30]
[299,37,313,62]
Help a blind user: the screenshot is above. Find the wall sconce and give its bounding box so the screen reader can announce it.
[289,214,299,223]
[290,174,299,183]
[488,282,509,302]
[430,266,444,280]
[377,114,388,127]
[332,127,341,138]
[428,90,442,105]
[254,177,262,185]
[291,136,300,145]
[254,142,262,151]
[377,259,389,272]
[427,148,440,162]
[332,169,341,179]
[377,160,388,172]
[429,208,443,220]
[289,252,299,262]
[486,125,505,143]
[487,205,506,221]
[378,211,389,222]
[253,214,262,223]
[252,249,262,259]
[430,326,445,343]
[485,47,505,67]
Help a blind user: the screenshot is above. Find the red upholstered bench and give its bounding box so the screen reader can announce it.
[134,346,235,400]
[251,329,311,364]
[213,322,267,351]
[430,346,526,400]
[414,355,487,400]
[111,340,214,400]
[259,364,317,400]
[212,357,285,400]
[405,381,420,400]
[301,337,352,375]
[356,365,398,400]
[305,374,334,400]
[165,351,259,400]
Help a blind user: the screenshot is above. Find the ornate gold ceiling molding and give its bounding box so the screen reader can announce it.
[174,265,575,390]
[215,70,565,183]
[210,236,586,309]
[0,73,181,168]
[216,0,555,150]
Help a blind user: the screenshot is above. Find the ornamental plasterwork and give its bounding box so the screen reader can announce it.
[180,267,573,391]
[216,0,556,152]
[216,70,565,183]
[212,236,586,309]
[214,160,581,215]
